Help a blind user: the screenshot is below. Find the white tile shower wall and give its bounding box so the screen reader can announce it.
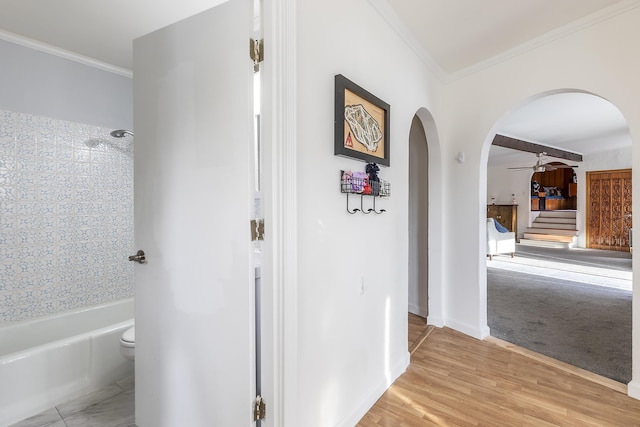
[0,110,134,325]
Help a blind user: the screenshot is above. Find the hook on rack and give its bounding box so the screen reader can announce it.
[361,196,372,214]
[370,196,386,214]
[346,193,360,214]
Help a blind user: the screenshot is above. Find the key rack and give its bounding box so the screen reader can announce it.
[340,170,390,214]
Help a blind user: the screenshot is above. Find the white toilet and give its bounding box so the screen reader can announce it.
[120,326,135,361]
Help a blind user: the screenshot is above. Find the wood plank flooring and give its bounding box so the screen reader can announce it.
[408,313,434,355]
[408,313,427,347]
[359,325,640,426]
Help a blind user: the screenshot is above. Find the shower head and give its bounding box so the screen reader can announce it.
[83,137,133,157]
[110,129,134,138]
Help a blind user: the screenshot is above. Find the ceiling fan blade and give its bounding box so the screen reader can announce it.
[552,164,579,168]
[507,166,534,170]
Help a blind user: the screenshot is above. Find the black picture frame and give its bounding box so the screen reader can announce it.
[334,74,390,166]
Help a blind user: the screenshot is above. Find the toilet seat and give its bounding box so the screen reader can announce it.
[119,326,135,361]
[121,326,135,344]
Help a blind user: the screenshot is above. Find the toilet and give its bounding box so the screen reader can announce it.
[120,326,135,361]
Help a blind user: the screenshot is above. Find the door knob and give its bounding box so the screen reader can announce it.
[128,250,146,264]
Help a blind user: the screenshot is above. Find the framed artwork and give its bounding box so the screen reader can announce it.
[334,74,390,166]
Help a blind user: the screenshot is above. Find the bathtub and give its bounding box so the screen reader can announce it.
[0,298,134,426]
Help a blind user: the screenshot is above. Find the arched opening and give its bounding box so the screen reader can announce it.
[407,108,444,351]
[484,90,633,384]
[408,114,429,319]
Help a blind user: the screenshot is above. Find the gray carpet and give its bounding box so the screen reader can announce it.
[488,246,632,384]
[506,244,632,272]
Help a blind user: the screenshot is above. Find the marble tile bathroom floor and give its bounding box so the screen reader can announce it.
[10,376,135,427]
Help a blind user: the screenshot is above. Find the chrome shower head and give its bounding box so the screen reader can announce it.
[110,129,134,138]
[83,137,133,157]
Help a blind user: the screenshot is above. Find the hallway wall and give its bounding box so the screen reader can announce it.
[441,3,640,396]
[293,0,444,424]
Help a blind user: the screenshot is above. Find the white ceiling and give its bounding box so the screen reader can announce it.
[384,0,625,74]
[0,0,228,71]
[489,92,631,167]
[0,0,633,163]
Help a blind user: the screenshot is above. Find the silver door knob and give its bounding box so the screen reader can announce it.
[128,250,146,264]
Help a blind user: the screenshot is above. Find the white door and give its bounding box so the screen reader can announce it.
[133,1,255,425]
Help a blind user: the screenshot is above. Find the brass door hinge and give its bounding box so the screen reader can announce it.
[253,395,266,421]
[250,38,264,71]
[251,219,264,241]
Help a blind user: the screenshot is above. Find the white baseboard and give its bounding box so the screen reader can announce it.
[446,318,490,340]
[427,314,444,328]
[335,351,410,427]
[628,379,640,400]
[408,304,428,318]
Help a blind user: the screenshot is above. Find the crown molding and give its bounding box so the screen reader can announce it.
[369,0,640,85]
[447,0,640,83]
[367,0,447,83]
[0,29,133,79]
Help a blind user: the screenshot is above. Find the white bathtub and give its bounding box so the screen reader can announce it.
[0,298,134,426]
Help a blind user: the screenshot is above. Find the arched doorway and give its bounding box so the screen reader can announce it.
[408,114,429,318]
[484,90,633,384]
[407,108,445,350]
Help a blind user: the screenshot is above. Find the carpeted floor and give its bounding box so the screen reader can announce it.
[487,245,632,384]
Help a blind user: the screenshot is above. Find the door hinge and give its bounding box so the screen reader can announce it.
[251,219,264,241]
[250,38,264,71]
[253,395,266,421]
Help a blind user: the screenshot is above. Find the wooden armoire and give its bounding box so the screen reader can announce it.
[487,204,518,236]
[586,169,632,251]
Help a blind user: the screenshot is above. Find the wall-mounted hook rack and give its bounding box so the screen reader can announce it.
[341,170,390,215]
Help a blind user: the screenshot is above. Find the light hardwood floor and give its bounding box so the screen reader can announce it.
[408,313,427,346]
[359,322,640,426]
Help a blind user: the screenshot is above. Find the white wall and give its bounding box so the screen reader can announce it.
[0,39,132,130]
[293,0,443,425]
[486,164,530,239]
[441,4,640,396]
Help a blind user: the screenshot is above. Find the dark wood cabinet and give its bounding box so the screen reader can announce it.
[487,204,518,236]
[531,169,577,211]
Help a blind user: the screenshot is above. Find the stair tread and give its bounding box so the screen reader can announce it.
[536,211,577,218]
[523,233,576,242]
[530,222,577,230]
[533,218,576,224]
[524,228,578,236]
[518,239,574,248]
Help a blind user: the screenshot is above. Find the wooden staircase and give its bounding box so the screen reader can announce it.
[519,210,578,248]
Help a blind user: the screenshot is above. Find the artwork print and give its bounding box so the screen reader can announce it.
[335,74,390,166]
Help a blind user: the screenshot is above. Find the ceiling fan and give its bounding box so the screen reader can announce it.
[508,152,578,172]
